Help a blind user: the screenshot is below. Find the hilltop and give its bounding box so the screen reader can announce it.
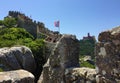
[0,11,120,83]
[0,11,61,43]
[0,11,95,82]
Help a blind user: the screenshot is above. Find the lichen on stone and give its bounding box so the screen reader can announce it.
[98,47,106,57]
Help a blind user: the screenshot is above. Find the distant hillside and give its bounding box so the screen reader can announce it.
[79,33,96,58]
[79,33,96,68]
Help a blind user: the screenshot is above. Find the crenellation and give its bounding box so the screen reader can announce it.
[1,11,120,83]
[7,11,62,41]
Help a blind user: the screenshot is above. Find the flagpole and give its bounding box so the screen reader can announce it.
[58,20,60,33]
[58,26,60,33]
[54,20,60,33]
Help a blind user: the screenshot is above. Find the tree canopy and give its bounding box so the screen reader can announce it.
[0,17,17,28]
[79,38,96,58]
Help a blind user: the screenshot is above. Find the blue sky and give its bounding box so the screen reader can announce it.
[0,0,120,40]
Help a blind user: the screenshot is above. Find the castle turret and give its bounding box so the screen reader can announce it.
[88,33,90,37]
[83,33,95,40]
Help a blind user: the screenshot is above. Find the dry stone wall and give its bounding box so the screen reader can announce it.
[96,26,120,83]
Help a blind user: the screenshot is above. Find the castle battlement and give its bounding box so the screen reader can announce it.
[7,11,61,42]
[9,11,33,23]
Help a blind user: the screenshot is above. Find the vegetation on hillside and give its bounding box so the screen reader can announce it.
[0,17,17,28]
[0,27,46,64]
[0,12,97,74]
[79,38,96,68]
[79,38,96,58]
[0,17,46,78]
[79,56,95,69]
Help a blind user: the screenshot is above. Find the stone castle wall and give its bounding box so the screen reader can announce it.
[95,26,120,83]
[5,11,120,83]
[8,11,61,41]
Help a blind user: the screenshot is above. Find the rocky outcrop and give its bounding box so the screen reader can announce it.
[39,26,120,83]
[39,67,96,83]
[38,34,80,83]
[96,26,120,83]
[0,69,34,83]
[0,46,36,73]
[65,67,96,83]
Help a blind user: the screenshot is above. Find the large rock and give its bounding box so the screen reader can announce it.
[0,46,36,73]
[0,69,34,83]
[38,34,80,83]
[96,26,120,82]
[65,67,96,83]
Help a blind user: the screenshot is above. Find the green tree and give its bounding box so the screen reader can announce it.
[79,38,96,68]
[79,38,96,58]
[0,28,34,40]
[0,27,46,80]
[3,17,17,28]
[0,20,3,25]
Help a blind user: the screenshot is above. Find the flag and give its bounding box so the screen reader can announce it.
[54,21,60,27]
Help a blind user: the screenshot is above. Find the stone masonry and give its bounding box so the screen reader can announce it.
[38,34,80,83]
[96,26,120,83]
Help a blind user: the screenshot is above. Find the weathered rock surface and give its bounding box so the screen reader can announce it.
[38,26,120,83]
[0,69,34,83]
[0,46,36,73]
[44,41,56,60]
[96,26,120,83]
[65,67,96,83]
[38,34,80,83]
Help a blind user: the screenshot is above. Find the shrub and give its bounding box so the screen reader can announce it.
[0,27,46,78]
[0,28,34,40]
[0,20,3,25]
[79,58,95,69]
[80,61,95,69]
[79,39,96,59]
[0,28,46,65]
[0,68,3,72]
[3,17,17,28]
